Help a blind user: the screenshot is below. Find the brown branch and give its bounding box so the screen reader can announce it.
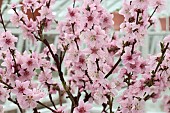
[73,0,76,8]
[95,58,100,72]
[42,39,76,107]
[0,80,13,89]
[148,5,159,21]
[33,108,39,113]
[8,97,23,113]
[0,9,7,32]
[37,101,57,113]
[131,39,137,54]
[153,42,169,75]
[85,70,93,84]
[49,94,57,109]
[105,58,121,79]
[104,43,126,79]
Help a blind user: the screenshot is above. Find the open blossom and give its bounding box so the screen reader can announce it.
[66,7,80,23]
[0,84,9,102]
[18,69,36,81]
[38,68,52,84]
[149,0,166,12]
[0,31,17,50]
[22,0,39,13]
[10,12,23,27]
[73,101,92,113]
[53,106,68,113]
[17,89,44,109]
[82,11,99,29]
[12,80,30,95]
[38,6,54,20]
[122,47,139,65]
[0,0,169,112]
[21,55,38,70]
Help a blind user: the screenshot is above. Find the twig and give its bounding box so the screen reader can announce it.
[95,59,100,72]
[109,97,114,113]
[105,44,126,79]
[0,80,13,89]
[148,5,159,21]
[42,39,76,107]
[73,0,76,8]
[0,9,7,32]
[37,101,57,113]
[136,11,139,24]
[58,89,63,106]
[85,70,93,84]
[105,58,121,78]
[153,42,169,75]
[45,82,57,109]
[49,94,57,109]
[8,97,23,113]
[33,108,39,113]
[131,39,137,54]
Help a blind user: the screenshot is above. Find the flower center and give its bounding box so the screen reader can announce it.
[79,107,86,113]
[18,86,25,93]
[5,39,12,45]
[88,16,93,22]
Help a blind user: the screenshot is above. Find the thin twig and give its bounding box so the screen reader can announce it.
[148,5,159,21]
[37,101,57,113]
[0,80,13,89]
[73,0,76,8]
[0,9,7,32]
[49,94,57,109]
[8,98,23,113]
[153,43,169,75]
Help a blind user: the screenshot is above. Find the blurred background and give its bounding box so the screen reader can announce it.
[0,0,170,113]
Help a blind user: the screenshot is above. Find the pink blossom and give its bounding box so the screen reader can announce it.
[0,31,18,50]
[12,80,30,95]
[73,101,92,113]
[10,12,23,27]
[66,7,80,23]
[0,84,9,102]
[149,0,166,12]
[21,55,38,70]
[18,89,44,109]
[38,68,52,84]
[38,6,54,20]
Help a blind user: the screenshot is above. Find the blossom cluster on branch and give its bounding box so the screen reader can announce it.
[0,0,169,113]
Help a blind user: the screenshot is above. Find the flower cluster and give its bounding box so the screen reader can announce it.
[0,0,169,113]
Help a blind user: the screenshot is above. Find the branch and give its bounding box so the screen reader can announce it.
[131,39,137,54]
[104,58,121,79]
[49,94,57,109]
[37,101,58,113]
[8,98,23,113]
[105,44,126,78]
[105,40,136,78]
[153,42,169,75]
[33,108,39,113]
[148,5,159,21]
[85,70,93,84]
[42,39,76,107]
[73,0,76,8]
[95,58,100,72]
[0,80,13,89]
[0,9,7,32]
